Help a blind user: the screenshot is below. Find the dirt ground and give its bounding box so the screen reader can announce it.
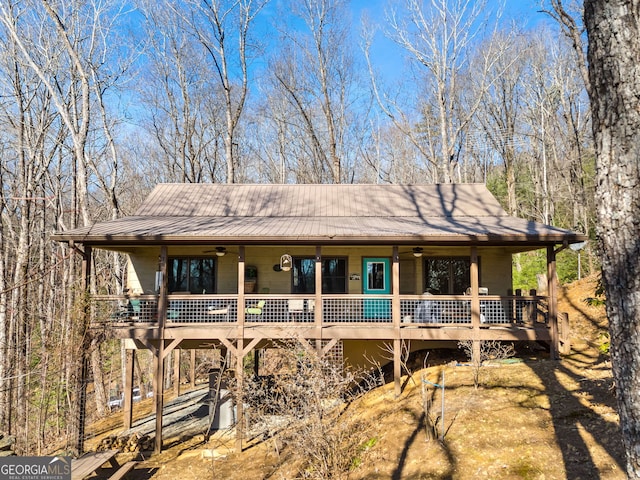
[86,274,625,479]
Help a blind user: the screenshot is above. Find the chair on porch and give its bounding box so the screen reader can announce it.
[245,300,266,320]
[207,304,230,320]
[128,298,141,321]
[288,299,305,321]
[414,293,442,323]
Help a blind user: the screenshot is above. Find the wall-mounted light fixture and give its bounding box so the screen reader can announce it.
[215,247,227,257]
[412,247,423,258]
[280,254,293,271]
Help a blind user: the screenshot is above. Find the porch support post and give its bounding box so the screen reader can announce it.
[174,349,181,397]
[470,247,481,364]
[123,349,135,430]
[190,350,196,390]
[315,246,323,351]
[547,246,559,359]
[392,246,401,396]
[236,247,245,452]
[76,244,91,455]
[154,245,169,454]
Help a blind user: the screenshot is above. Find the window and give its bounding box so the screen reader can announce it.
[292,257,347,294]
[424,257,477,294]
[168,257,216,293]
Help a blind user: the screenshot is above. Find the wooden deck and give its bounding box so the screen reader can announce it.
[91,292,566,354]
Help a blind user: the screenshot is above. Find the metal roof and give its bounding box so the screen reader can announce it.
[134,183,507,217]
[51,183,586,247]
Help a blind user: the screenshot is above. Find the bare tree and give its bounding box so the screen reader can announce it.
[0,1,137,448]
[457,340,514,389]
[266,0,364,184]
[367,0,510,183]
[0,5,74,449]
[166,0,268,184]
[138,0,227,184]
[584,1,640,477]
[473,29,527,215]
[0,1,92,227]
[540,0,590,96]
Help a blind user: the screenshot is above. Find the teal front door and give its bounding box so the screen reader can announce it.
[363,257,391,319]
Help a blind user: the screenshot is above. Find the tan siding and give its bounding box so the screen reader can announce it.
[125,245,516,297]
[479,248,514,295]
[128,249,162,294]
[400,259,416,294]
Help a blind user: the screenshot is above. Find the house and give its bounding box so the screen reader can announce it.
[51,183,587,453]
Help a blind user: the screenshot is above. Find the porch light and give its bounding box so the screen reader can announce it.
[215,247,226,257]
[413,247,423,257]
[280,254,293,271]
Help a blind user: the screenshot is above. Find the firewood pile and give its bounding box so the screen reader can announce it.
[0,432,16,457]
[97,432,153,453]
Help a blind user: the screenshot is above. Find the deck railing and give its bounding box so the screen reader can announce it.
[400,295,547,325]
[93,293,549,327]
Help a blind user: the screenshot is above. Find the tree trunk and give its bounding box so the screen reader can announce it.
[584,1,640,477]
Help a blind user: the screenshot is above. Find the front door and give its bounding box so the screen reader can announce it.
[363,257,391,319]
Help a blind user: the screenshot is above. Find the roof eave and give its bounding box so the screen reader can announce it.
[50,232,588,247]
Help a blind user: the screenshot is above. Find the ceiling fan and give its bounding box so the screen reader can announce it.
[203,246,235,257]
[399,247,424,257]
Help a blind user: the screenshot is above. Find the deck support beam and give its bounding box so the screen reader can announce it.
[174,349,181,397]
[235,338,244,453]
[123,349,135,429]
[154,246,169,454]
[190,350,196,389]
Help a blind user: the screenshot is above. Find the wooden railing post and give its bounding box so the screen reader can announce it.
[315,246,323,349]
[526,289,537,324]
[238,246,246,328]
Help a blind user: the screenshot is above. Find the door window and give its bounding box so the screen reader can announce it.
[367,262,386,290]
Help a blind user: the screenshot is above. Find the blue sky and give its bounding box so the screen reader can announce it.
[343,0,553,83]
[349,0,550,28]
[254,1,554,75]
